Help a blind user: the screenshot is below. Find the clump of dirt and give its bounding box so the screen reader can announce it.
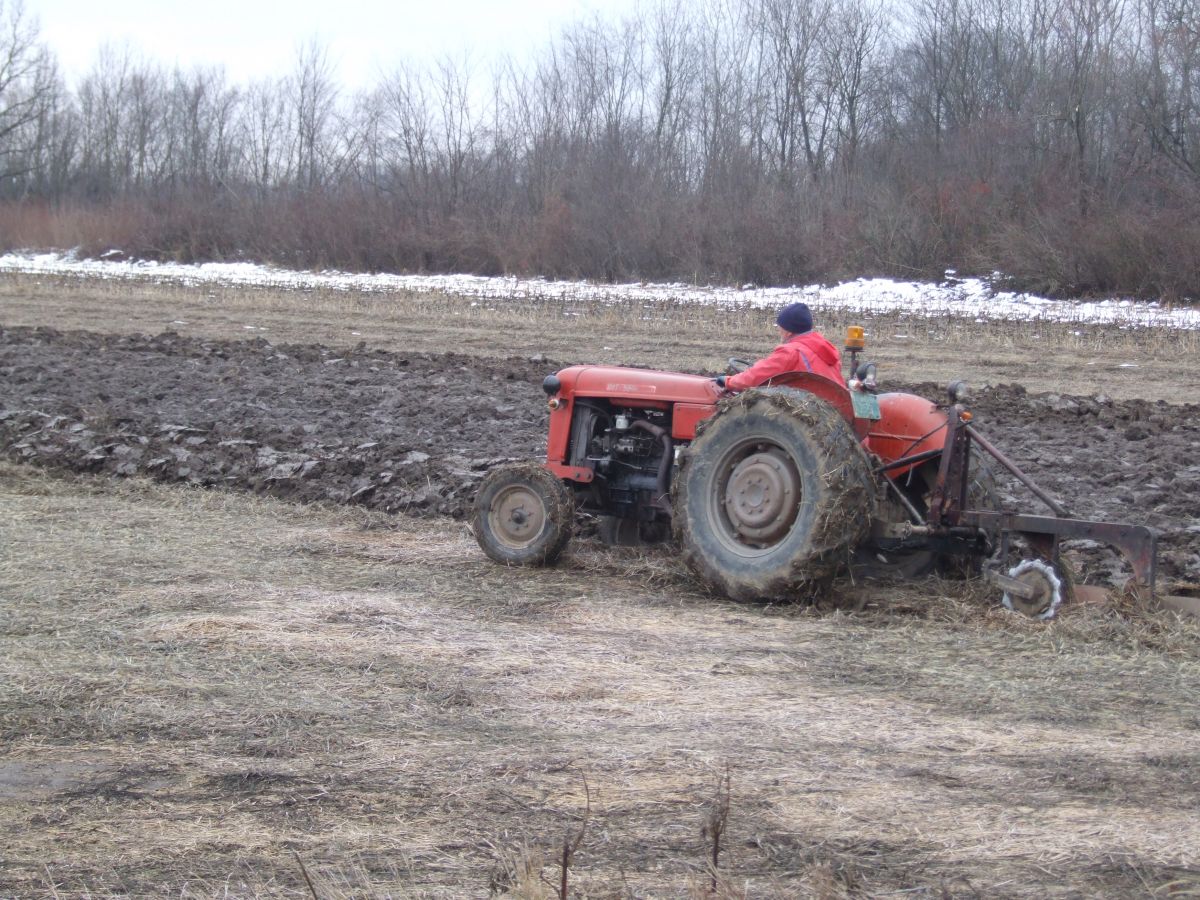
[2,326,1198,582]
[0,326,551,518]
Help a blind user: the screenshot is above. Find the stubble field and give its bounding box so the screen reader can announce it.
[2,273,1199,898]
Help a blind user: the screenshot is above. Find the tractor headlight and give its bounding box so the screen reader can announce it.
[947,380,969,403]
[542,374,562,396]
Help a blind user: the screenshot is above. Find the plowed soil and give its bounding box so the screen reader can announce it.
[2,325,1197,585]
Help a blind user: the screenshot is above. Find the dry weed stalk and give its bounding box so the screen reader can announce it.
[701,765,733,893]
[294,852,321,900]
[545,772,591,900]
[490,845,551,899]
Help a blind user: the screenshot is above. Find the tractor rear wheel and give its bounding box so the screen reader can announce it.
[473,463,574,566]
[673,389,875,601]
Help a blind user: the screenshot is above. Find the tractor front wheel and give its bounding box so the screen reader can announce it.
[673,389,875,601]
[473,463,574,566]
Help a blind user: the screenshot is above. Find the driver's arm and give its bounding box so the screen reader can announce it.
[726,344,794,391]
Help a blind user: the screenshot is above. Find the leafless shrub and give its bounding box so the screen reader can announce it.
[4,0,1200,297]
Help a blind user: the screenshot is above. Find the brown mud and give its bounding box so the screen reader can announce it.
[2,325,1198,584]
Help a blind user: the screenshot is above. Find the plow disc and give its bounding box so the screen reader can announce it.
[1159,587,1200,618]
[998,559,1066,620]
[963,510,1200,619]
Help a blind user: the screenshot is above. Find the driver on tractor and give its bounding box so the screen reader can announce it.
[715,302,843,391]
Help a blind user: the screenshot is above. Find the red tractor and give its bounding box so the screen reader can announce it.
[472,330,1157,618]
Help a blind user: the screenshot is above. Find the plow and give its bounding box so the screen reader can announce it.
[473,327,1190,619]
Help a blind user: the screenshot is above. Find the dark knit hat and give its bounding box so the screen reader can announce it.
[776,302,813,335]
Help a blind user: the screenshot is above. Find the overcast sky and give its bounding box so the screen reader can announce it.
[32,0,641,89]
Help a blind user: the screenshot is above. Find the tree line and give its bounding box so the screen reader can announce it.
[2,0,1199,298]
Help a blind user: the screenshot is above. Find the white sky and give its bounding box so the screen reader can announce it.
[32,0,641,90]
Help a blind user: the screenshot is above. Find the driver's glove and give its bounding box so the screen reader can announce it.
[712,376,727,390]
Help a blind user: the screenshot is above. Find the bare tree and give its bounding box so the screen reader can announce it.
[75,44,136,195]
[166,65,239,188]
[290,39,338,190]
[755,0,835,178]
[1051,0,1129,211]
[429,53,484,216]
[378,61,434,211]
[240,77,293,192]
[0,1,60,184]
[648,0,697,182]
[695,0,756,192]
[1137,0,1200,177]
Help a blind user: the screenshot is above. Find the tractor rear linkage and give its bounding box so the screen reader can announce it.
[883,397,1158,602]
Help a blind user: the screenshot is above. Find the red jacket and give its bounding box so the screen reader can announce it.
[726,331,843,390]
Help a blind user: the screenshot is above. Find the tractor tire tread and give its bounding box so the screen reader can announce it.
[472,462,574,566]
[673,388,874,600]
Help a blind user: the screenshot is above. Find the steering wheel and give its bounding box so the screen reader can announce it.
[726,357,753,374]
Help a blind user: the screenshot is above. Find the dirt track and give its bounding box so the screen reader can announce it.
[2,325,1198,586]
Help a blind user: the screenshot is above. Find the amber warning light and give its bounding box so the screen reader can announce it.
[845,325,866,351]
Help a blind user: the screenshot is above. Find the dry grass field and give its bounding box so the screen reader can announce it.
[3,272,1200,897]
[1,273,1197,400]
[3,464,1199,898]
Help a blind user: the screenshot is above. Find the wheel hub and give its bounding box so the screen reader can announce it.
[489,485,546,549]
[724,449,800,544]
[1003,559,1065,619]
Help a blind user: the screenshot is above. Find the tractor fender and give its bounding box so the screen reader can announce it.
[758,371,873,438]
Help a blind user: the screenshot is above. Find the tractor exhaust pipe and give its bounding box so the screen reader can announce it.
[629,418,673,500]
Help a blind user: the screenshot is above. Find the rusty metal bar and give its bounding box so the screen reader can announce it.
[965,425,1071,518]
[883,476,926,524]
[875,448,943,474]
[984,569,1040,601]
[930,409,970,527]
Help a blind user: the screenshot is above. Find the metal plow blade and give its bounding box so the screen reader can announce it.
[964,509,1199,618]
[1159,586,1200,619]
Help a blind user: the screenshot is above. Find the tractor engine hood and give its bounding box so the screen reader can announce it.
[553,365,720,405]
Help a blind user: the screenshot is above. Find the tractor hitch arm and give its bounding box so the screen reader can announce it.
[965,426,1070,518]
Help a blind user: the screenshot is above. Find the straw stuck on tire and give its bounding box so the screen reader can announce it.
[673,388,875,601]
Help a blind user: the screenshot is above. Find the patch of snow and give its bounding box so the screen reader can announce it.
[1,251,1197,331]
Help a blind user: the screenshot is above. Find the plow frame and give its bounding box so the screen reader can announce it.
[882,400,1158,598]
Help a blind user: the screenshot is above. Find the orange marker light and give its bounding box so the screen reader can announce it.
[960,411,973,422]
[845,325,866,350]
